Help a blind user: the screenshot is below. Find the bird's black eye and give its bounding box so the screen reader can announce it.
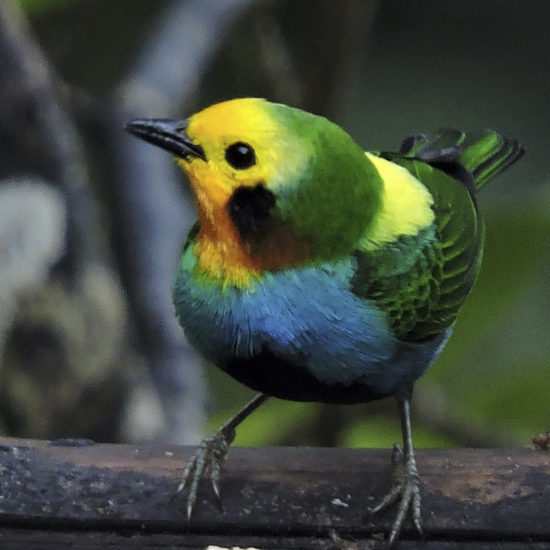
[225,142,256,169]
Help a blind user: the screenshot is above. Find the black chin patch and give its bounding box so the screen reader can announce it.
[228,184,276,241]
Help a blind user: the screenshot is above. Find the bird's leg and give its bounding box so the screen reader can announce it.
[370,391,422,546]
[177,392,269,519]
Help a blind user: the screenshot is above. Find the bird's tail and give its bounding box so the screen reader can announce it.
[396,129,525,191]
[459,131,525,190]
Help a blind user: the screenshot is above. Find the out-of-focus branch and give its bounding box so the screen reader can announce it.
[254,0,379,121]
[110,0,258,444]
[0,0,101,271]
[300,0,379,119]
[0,1,132,441]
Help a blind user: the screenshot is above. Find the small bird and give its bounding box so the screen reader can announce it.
[126,98,524,545]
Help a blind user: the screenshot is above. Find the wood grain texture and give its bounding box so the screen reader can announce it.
[0,437,549,548]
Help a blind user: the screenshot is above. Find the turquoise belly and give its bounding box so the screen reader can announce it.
[173,249,447,403]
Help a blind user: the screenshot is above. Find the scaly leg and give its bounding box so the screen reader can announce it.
[177,392,269,519]
[370,391,422,546]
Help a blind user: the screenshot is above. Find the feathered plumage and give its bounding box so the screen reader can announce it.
[125,98,525,544]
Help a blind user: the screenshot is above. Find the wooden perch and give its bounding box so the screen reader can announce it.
[0,437,549,548]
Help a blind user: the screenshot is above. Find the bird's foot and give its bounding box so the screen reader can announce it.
[176,425,235,519]
[175,394,269,520]
[370,443,422,547]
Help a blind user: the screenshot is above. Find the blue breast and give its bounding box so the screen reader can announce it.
[173,245,449,403]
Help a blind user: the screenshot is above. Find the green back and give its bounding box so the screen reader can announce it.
[268,103,384,261]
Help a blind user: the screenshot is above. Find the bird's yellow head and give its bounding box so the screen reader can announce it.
[126,98,383,286]
[183,98,312,198]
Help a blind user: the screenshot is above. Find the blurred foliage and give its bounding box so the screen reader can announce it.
[18,0,73,15]
[8,0,550,450]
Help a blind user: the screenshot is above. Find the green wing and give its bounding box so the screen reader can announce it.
[352,163,482,342]
[353,129,524,342]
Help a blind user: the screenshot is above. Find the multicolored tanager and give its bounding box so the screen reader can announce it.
[126,98,524,545]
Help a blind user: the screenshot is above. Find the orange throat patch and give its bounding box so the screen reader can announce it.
[182,158,312,287]
[195,207,260,287]
[194,201,312,288]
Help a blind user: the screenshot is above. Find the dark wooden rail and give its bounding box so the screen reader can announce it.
[0,437,549,548]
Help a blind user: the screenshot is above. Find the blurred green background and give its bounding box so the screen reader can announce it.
[1,0,549,451]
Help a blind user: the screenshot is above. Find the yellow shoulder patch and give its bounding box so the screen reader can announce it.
[360,153,434,251]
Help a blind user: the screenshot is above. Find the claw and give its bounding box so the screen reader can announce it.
[174,393,269,519]
[370,444,404,515]
[177,429,232,519]
[370,394,423,547]
[370,442,422,546]
[211,455,223,506]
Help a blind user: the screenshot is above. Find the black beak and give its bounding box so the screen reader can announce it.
[125,118,206,161]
